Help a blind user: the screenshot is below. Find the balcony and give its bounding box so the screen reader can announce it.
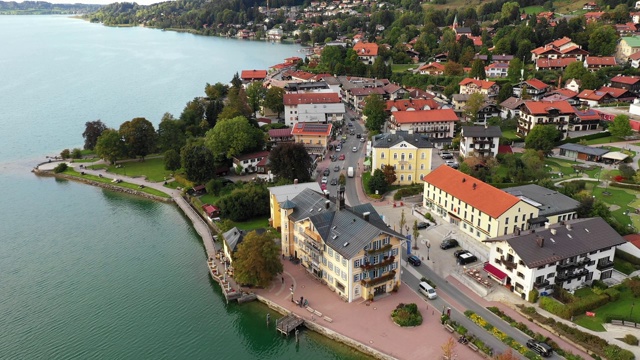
[473,138,492,144]
[360,270,396,288]
[303,227,323,243]
[500,256,517,270]
[360,256,395,270]
[555,269,589,283]
[557,257,590,270]
[597,259,614,271]
[365,243,393,255]
[534,280,550,288]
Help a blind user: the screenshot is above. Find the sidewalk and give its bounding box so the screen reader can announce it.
[254,260,482,360]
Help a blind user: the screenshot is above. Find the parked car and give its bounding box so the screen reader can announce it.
[348,122,353,127]
[440,152,453,159]
[330,155,337,162]
[352,146,357,152]
[356,133,361,138]
[360,137,365,143]
[330,178,338,185]
[333,165,340,172]
[323,168,330,176]
[440,239,459,250]
[526,339,552,357]
[321,176,328,184]
[336,146,342,152]
[445,160,458,169]
[416,222,429,229]
[407,255,421,266]
[457,252,477,265]
[338,154,345,160]
[453,249,469,258]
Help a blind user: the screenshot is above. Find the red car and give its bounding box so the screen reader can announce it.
[338,154,345,160]
[320,183,327,191]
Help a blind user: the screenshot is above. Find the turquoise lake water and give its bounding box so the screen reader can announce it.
[0,16,369,359]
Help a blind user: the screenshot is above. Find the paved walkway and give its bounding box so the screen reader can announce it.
[255,260,482,360]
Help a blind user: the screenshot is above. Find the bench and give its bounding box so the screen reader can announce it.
[444,324,455,333]
[323,316,333,323]
[611,320,624,326]
[314,310,323,317]
[468,343,478,352]
[306,307,315,313]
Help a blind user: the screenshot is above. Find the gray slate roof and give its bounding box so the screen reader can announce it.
[288,188,404,259]
[502,184,580,217]
[461,126,502,138]
[223,227,244,252]
[489,218,625,268]
[372,130,434,149]
[270,182,322,203]
[558,143,610,156]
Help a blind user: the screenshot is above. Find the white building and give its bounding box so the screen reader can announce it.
[460,125,501,158]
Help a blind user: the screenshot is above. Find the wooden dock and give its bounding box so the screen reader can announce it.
[276,314,304,336]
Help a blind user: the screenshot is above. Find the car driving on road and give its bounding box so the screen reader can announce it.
[526,339,552,357]
[407,255,421,266]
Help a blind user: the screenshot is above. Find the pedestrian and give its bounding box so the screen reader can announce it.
[300,296,304,307]
[281,276,284,284]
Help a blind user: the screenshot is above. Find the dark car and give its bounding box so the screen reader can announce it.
[323,168,330,176]
[457,252,477,265]
[330,178,338,186]
[356,133,361,138]
[334,165,340,172]
[453,249,469,258]
[407,255,421,266]
[527,339,552,357]
[416,222,429,229]
[330,155,337,162]
[440,239,459,250]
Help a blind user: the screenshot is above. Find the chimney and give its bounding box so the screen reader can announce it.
[325,200,331,208]
[363,211,370,221]
[544,222,550,229]
[462,178,466,183]
[550,228,557,235]
[566,223,572,231]
[294,178,299,184]
[473,183,477,190]
[338,185,346,210]
[536,235,545,248]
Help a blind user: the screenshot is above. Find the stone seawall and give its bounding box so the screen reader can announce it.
[33,169,173,203]
[255,295,395,360]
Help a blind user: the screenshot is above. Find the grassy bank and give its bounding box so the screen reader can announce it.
[63,168,171,198]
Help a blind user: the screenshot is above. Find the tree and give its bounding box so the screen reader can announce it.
[217,183,270,221]
[204,116,265,159]
[119,117,157,160]
[204,82,228,100]
[60,149,71,159]
[399,209,406,235]
[412,220,419,250]
[368,169,388,194]
[82,119,108,150]
[441,337,457,360]
[619,163,635,180]
[444,61,464,76]
[588,25,618,57]
[563,61,588,84]
[95,129,125,164]
[268,143,313,182]
[71,148,82,159]
[507,58,524,83]
[157,113,186,153]
[233,230,282,287]
[218,87,252,120]
[230,72,242,89]
[469,59,486,80]
[608,114,632,139]
[180,98,206,136]
[382,164,397,185]
[245,81,266,116]
[180,141,215,183]
[263,87,285,118]
[339,173,346,186]
[363,94,387,132]
[164,149,181,171]
[500,1,519,22]
[525,125,560,156]
[497,83,513,104]
[463,93,485,122]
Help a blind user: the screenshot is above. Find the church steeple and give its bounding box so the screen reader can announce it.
[452,14,458,29]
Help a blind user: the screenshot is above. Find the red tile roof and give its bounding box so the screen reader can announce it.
[423,165,520,218]
[629,52,640,61]
[536,58,578,69]
[585,56,617,66]
[291,122,332,136]
[418,62,445,72]
[386,98,440,111]
[241,70,267,80]
[525,78,550,90]
[350,87,386,96]
[577,89,610,101]
[523,100,575,115]
[290,71,315,80]
[600,86,635,99]
[353,42,379,56]
[268,128,293,137]
[611,75,640,85]
[283,92,340,105]
[552,88,578,97]
[392,109,459,124]
[459,78,496,89]
[624,234,640,249]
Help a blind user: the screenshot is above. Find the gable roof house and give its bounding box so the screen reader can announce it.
[499,97,524,119]
[232,151,270,174]
[531,37,589,62]
[584,56,617,71]
[484,218,625,300]
[610,75,640,93]
[513,79,551,100]
[278,187,406,302]
[630,52,640,68]
[459,78,499,97]
[386,98,441,112]
[283,92,342,126]
[353,42,379,65]
[517,100,575,139]
[617,36,640,61]
[460,125,502,158]
[388,109,459,147]
[241,69,268,83]
[371,130,434,184]
[536,57,579,71]
[417,62,445,75]
[485,62,510,78]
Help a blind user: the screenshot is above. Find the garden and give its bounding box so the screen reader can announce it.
[391,303,422,327]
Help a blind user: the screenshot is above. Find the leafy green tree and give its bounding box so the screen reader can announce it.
[233,230,282,287]
[563,61,588,83]
[71,148,82,159]
[443,61,464,76]
[204,99,224,129]
[157,113,186,153]
[507,58,524,83]
[53,162,68,174]
[95,129,126,165]
[500,1,519,21]
[164,149,181,171]
[119,117,157,160]
[363,94,387,132]
[245,81,266,116]
[497,83,513,103]
[82,119,108,150]
[268,143,312,182]
[180,98,206,136]
[382,164,397,185]
[525,125,561,156]
[204,82,228,100]
[204,116,265,160]
[230,72,242,89]
[463,93,485,122]
[339,173,346,185]
[368,169,388,194]
[609,114,632,138]
[263,87,285,118]
[217,183,269,221]
[218,87,252,120]
[521,149,547,180]
[588,25,618,56]
[180,140,215,184]
[60,149,71,159]
[469,59,486,80]
[619,164,635,180]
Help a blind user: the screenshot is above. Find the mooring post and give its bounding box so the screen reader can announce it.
[266,313,270,327]
[295,328,299,343]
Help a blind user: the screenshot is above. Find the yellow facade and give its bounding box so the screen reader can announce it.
[371,143,433,185]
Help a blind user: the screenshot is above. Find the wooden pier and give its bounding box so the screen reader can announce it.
[276,314,304,336]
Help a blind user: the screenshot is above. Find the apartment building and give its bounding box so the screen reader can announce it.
[459,125,501,158]
[291,122,333,156]
[517,100,575,139]
[371,130,434,185]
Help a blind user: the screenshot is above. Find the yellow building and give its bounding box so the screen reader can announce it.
[268,182,323,231]
[371,130,434,185]
[423,165,539,242]
[292,122,333,156]
[279,187,405,302]
[616,36,640,61]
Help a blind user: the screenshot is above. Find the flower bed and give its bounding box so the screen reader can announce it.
[391,303,422,327]
[464,310,541,359]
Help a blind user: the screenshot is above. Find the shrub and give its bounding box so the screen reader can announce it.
[393,185,422,200]
[391,303,423,327]
[60,149,70,159]
[539,297,572,319]
[616,250,640,266]
[622,334,639,346]
[610,182,640,191]
[529,288,539,303]
[53,163,68,173]
[604,288,621,301]
[592,280,609,290]
[558,132,610,145]
[71,148,83,159]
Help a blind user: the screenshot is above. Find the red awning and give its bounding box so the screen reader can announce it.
[484,262,507,281]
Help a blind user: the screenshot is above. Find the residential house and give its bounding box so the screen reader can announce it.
[583,2,599,10]
[267,27,284,41]
[291,122,333,156]
[278,187,405,302]
[577,89,615,106]
[296,103,346,124]
[240,69,268,83]
[268,128,294,146]
[536,58,579,71]
[484,218,624,300]
[283,92,341,126]
[459,78,499,97]
[353,42,379,64]
[531,37,589,62]
[289,70,316,82]
[558,143,609,162]
[584,11,605,23]
[284,81,331,93]
[572,108,602,131]
[630,52,640,68]
[371,130,434,184]
[349,87,387,109]
[453,94,488,111]
[382,83,408,100]
[615,22,639,35]
[485,63,509,78]
[417,62,445,75]
[499,97,524,119]
[459,125,501,159]
[423,165,540,243]
[610,75,640,93]
[616,36,640,61]
[584,56,617,71]
[473,103,501,125]
[434,53,448,62]
[386,98,440,112]
[599,86,637,102]
[387,109,459,147]
[268,181,322,230]
[513,79,551,100]
[565,78,582,93]
[541,89,580,106]
[502,184,581,227]
[517,100,575,138]
[232,151,270,174]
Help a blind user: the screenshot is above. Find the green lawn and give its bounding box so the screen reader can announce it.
[104,157,172,182]
[523,5,544,14]
[501,129,520,141]
[574,287,640,331]
[62,168,171,198]
[583,136,624,145]
[199,193,222,206]
[592,186,638,229]
[231,217,270,231]
[391,64,418,73]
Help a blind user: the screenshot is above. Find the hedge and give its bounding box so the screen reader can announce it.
[610,182,640,191]
[539,296,572,319]
[615,249,640,266]
[558,132,610,145]
[393,185,422,200]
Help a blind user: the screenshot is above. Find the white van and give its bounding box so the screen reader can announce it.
[347,166,354,178]
[419,282,437,299]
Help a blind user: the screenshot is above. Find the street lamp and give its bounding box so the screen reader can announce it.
[630,302,635,320]
[427,241,431,261]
